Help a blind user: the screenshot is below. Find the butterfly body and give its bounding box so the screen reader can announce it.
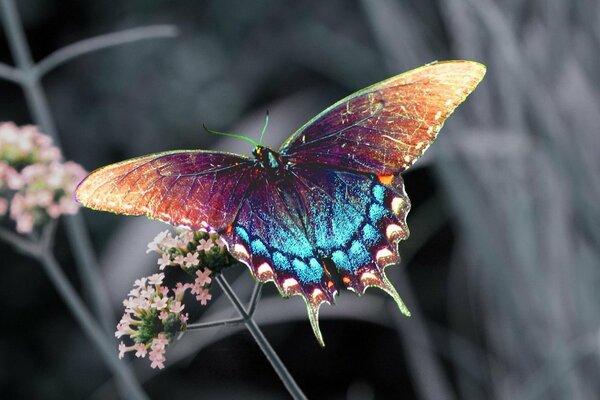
[76,61,486,345]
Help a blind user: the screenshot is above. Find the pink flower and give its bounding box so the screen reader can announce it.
[134,343,147,358]
[157,253,171,270]
[196,239,213,252]
[196,288,212,305]
[159,311,169,321]
[173,282,191,298]
[146,230,169,253]
[148,273,164,286]
[173,254,185,266]
[118,342,128,359]
[183,252,199,267]
[195,269,212,287]
[5,167,22,190]
[215,237,227,250]
[169,301,184,314]
[14,213,34,234]
[152,334,170,350]
[152,296,168,310]
[178,230,195,246]
[149,348,165,369]
[134,277,147,288]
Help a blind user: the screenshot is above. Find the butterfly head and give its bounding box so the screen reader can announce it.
[253,145,282,171]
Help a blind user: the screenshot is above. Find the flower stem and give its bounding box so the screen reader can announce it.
[216,275,307,400]
[247,282,263,316]
[37,250,149,400]
[0,0,114,336]
[187,317,245,330]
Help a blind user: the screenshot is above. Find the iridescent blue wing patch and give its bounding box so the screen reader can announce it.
[222,170,336,345]
[289,165,411,311]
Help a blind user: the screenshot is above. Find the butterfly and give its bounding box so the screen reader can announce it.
[76,60,486,345]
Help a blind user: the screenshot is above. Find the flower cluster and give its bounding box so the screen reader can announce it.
[0,122,86,233]
[116,273,189,369]
[116,228,237,369]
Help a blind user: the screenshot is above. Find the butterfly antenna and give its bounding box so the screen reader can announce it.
[258,110,269,146]
[203,124,259,147]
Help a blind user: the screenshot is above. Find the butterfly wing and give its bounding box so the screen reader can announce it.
[75,150,256,231]
[222,171,336,346]
[280,60,486,174]
[288,165,411,303]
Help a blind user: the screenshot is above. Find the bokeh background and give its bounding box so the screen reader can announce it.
[2,0,600,399]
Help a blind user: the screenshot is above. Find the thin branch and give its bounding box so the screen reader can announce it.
[187,317,245,330]
[37,251,149,400]
[40,219,57,251]
[34,25,179,78]
[0,226,39,254]
[0,61,22,83]
[0,0,34,70]
[0,0,119,335]
[247,281,263,316]
[216,275,307,400]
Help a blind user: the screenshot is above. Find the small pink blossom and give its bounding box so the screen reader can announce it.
[152,334,170,350]
[152,296,168,310]
[169,301,184,314]
[183,252,199,267]
[157,253,171,270]
[215,237,227,250]
[149,347,166,369]
[173,254,185,265]
[195,269,212,287]
[159,311,169,321]
[196,239,213,252]
[146,230,169,253]
[159,286,169,297]
[173,282,191,297]
[5,167,23,189]
[134,277,147,288]
[118,342,128,359]
[196,288,212,305]
[134,343,147,358]
[178,230,195,246]
[148,273,164,286]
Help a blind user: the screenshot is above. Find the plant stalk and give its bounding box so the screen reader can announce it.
[216,275,307,400]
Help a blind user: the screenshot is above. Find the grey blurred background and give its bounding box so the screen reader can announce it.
[1,0,599,399]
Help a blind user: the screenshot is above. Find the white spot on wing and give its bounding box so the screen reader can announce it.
[386,224,403,240]
[391,197,404,214]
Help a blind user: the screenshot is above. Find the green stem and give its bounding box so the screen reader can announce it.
[216,275,307,400]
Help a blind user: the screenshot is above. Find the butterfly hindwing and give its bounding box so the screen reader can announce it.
[280,61,486,174]
[223,172,336,345]
[288,165,411,314]
[75,150,255,231]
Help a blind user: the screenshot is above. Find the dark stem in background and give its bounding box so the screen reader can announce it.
[0,0,176,338]
[216,275,307,400]
[0,0,112,336]
[0,224,149,400]
[0,0,176,398]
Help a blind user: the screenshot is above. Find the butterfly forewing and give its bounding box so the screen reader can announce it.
[75,150,255,231]
[280,61,486,174]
